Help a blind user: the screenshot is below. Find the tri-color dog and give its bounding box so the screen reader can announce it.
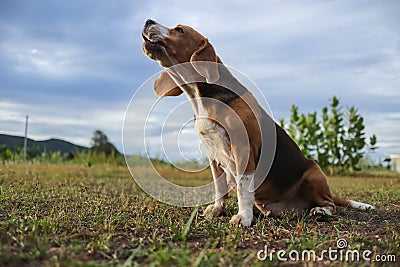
[141,19,374,227]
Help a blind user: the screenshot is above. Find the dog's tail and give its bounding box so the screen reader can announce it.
[333,196,375,210]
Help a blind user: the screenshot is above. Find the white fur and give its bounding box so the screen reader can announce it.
[229,174,255,226]
[204,201,225,217]
[195,101,254,226]
[195,102,234,170]
[310,206,334,216]
[158,25,169,38]
[197,102,236,218]
[223,162,237,189]
[209,162,228,201]
[147,23,169,41]
[204,161,228,217]
[349,200,375,210]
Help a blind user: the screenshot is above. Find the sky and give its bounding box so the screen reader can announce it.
[0,0,399,161]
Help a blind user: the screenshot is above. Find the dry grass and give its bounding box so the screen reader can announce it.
[0,164,399,266]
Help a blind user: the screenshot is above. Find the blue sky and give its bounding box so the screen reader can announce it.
[0,0,399,160]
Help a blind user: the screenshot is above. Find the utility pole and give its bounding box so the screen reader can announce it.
[23,115,29,164]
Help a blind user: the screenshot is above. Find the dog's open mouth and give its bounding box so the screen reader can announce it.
[142,33,164,46]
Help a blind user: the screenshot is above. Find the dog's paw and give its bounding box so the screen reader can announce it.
[229,213,253,227]
[309,206,333,216]
[203,204,224,217]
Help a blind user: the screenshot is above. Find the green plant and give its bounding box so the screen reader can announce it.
[0,145,12,163]
[0,164,398,266]
[280,96,378,174]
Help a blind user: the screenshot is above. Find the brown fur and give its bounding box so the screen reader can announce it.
[142,19,370,218]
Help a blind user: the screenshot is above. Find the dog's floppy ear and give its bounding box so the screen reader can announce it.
[154,71,183,97]
[190,39,220,83]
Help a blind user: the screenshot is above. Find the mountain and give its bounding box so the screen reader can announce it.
[0,134,88,155]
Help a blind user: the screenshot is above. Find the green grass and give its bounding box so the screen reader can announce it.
[0,164,399,266]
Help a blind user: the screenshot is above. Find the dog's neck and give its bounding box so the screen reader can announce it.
[165,65,247,117]
[165,68,203,116]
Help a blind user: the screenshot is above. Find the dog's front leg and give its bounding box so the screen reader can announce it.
[229,173,255,227]
[204,160,228,217]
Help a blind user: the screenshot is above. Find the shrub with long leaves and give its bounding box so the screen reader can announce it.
[280,96,377,174]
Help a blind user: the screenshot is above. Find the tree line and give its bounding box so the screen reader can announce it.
[0,130,124,166]
[1,101,380,174]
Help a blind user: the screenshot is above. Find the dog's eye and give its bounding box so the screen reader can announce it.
[175,27,184,33]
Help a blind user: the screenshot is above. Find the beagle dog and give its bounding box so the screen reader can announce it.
[141,19,374,226]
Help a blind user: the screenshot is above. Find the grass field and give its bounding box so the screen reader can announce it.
[0,164,399,266]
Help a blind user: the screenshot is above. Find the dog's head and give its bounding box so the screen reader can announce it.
[142,19,220,97]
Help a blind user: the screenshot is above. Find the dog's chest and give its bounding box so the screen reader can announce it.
[194,104,233,167]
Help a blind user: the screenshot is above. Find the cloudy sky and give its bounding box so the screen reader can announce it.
[1,0,399,161]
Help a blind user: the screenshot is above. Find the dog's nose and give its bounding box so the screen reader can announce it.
[145,19,156,27]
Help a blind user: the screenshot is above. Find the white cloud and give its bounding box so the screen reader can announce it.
[0,99,126,149]
[1,0,399,160]
[1,39,88,79]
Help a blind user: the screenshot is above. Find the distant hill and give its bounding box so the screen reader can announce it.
[0,134,88,155]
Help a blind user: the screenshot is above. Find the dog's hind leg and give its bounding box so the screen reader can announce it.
[302,162,336,216]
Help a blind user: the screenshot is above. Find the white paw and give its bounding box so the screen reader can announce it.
[309,206,333,216]
[203,204,224,217]
[229,213,253,227]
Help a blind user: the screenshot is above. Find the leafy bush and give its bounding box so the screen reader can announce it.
[0,145,13,163]
[280,96,378,175]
